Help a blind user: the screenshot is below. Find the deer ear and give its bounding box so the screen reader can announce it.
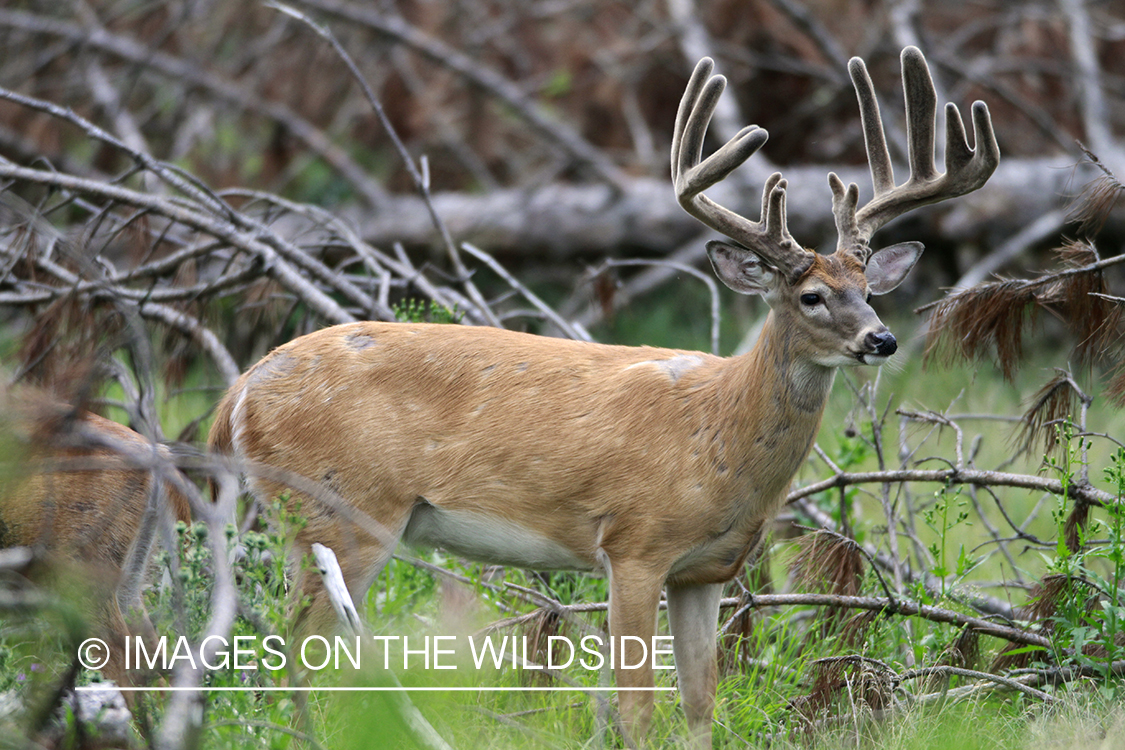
[866,241,923,294]
[707,240,777,295]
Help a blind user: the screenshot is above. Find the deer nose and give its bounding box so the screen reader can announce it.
[865,330,897,356]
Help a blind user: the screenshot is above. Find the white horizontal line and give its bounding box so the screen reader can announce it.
[76,686,676,693]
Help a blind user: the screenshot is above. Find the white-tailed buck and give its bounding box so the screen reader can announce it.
[209,47,998,746]
[0,388,190,688]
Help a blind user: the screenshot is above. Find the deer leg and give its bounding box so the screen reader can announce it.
[605,557,665,746]
[294,506,412,635]
[666,582,722,749]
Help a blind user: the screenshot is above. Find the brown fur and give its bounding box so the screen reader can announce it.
[212,318,835,583]
[0,389,190,688]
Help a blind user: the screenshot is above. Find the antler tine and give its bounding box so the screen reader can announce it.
[833,46,1000,260]
[902,46,939,184]
[671,57,715,185]
[847,54,895,197]
[673,58,814,282]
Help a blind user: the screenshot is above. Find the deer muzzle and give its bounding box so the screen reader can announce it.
[864,329,897,357]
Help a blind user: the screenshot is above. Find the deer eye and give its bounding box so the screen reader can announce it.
[866,291,873,303]
[800,293,822,306]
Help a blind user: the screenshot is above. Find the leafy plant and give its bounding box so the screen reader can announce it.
[392,299,463,325]
[921,484,975,601]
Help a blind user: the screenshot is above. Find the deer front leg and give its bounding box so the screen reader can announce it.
[605,557,666,747]
[666,582,722,749]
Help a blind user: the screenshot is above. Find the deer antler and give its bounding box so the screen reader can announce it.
[673,57,815,283]
[831,46,1000,260]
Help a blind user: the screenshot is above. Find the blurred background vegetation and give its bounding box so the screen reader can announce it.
[1,0,1123,302]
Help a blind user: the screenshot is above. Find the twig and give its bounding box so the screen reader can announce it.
[0,8,389,208]
[762,0,850,73]
[898,665,1058,703]
[269,3,500,328]
[664,0,746,145]
[0,161,357,325]
[593,258,721,355]
[787,465,1116,509]
[916,249,1125,315]
[467,588,1044,650]
[155,470,239,750]
[292,0,630,191]
[1058,0,1118,162]
[951,208,1068,291]
[461,242,590,341]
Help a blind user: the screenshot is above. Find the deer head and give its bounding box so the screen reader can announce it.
[673,47,999,368]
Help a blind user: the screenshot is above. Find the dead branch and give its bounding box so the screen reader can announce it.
[347,156,1089,260]
[788,465,1115,510]
[0,7,389,209]
[897,665,1058,704]
[292,0,631,191]
[475,590,1046,650]
[272,4,501,328]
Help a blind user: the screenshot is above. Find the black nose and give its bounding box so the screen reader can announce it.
[865,330,897,356]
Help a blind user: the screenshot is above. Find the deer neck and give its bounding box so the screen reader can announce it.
[710,310,836,507]
[732,311,834,416]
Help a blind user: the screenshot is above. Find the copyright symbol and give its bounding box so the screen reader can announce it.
[78,638,110,671]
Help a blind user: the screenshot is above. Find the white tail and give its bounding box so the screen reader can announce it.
[208,47,997,747]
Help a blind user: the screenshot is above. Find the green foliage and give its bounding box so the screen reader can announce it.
[598,280,718,352]
[798,425,870,537]
[392,298,463,325]
[289,158,357,205]
[541,69,574,99]
[756,382,1125,744]
[1035,431,1125,688]
[237,496,311,635]
[1100,449,1125,671]
[920,485,977,601]
[139,507,311,747]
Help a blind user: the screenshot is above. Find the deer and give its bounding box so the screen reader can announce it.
[207,46,998,747]
[0,387,191,690]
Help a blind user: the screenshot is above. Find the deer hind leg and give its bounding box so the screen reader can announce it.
[292,538,395,636]
[666,582,722,749]
[604,556,666,746]
[269,486,413,636]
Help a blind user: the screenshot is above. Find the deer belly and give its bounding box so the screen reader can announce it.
[402,502,593,572]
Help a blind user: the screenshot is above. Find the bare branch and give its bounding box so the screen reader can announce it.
[0,8,389,208]
[292,0,630,191]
